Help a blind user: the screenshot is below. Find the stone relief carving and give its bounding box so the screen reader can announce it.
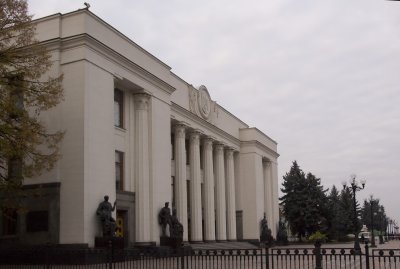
[189,85,218,123]
[189,87,199,115]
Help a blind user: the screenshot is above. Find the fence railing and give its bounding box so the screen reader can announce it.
[0,242,399,269]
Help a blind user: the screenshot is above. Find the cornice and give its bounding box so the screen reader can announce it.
[33,9,171,70]
[171,102,241,149]
[240,127,277,145]
[240,140,280,159]
[42,34,176,96]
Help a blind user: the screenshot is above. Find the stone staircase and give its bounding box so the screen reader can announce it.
[189,241,258,250]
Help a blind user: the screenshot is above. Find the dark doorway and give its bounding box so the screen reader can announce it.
[116,210,128,247]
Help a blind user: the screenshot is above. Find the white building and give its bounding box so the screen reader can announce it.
[0,9,279,247]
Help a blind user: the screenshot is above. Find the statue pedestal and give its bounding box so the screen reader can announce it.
[160,236,170,246]
[95,236,124,249]
[160,236,183,249]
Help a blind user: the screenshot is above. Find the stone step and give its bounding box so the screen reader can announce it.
[189,241,258,250]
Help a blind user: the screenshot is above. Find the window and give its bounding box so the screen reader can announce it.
[200,145,203,169]
[114,89,123,128]
[8,74,24,119]
[185,139,190,165]
[171,133,175,160]
[26,211,48,233]
[2,209,17,236]
[7,157,22,181]
[115,151,124,191]
[171,176,175,208]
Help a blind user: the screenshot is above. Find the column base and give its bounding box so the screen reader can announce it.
[204,240,216,243]
[216,240,228,243]
[190,241,204,244]
[95,237,124,249]
[228,239,237,242]
[134,241,156,247]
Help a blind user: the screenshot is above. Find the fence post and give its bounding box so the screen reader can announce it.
[265,246,270,269]
[108,240,113,269]
[365,242,370,269]
[44,243,50,269]
[314,240,322,269]
[180,247,185,269]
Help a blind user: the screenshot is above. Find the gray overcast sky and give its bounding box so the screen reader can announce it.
[28,0,400,225]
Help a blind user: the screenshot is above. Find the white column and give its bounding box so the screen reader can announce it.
[203,137,216,242]
[225,148,237,241]
[134,93,151,244]
[174,124,188,241]
[270,160,279,236]
[263,159,274,235]
[214,143,227,241]
[189,131,203,242]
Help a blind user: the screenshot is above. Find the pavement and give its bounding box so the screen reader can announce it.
[189,239,400,250]
[275,239,400,249]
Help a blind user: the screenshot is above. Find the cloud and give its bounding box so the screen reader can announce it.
[28,0,400,224]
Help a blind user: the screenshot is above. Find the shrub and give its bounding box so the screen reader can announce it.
[308,231,328,243]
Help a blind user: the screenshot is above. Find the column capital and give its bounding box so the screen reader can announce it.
[174,123,188,139]
[134,93,151,110]
[203,136,216,144]
[189,129,203,139]
[214,142,225,151]
[189,130,202,146]
[225,148,234,158]
[262,157,272,165]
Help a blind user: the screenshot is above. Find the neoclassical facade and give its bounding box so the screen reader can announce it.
[0,9,279,247]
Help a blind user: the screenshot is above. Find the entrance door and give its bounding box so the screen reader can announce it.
[116,210,128,246]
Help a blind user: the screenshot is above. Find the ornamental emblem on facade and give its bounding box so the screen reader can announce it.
[189,85,218,122]
[198,85,211,119]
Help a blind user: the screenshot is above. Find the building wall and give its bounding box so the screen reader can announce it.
[150,97,173,242]
[82,62,115,245]
[58,60,86,244]
[9,9,282,246]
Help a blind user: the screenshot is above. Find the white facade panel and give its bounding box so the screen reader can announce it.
[19,9,281,247]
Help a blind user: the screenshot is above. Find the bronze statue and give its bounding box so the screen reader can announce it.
[260,213,268,241]
[277,219,288,244]
[158,202,171,236]
[170,208,183,239]
[260,212,273,244]
[96,195,117,237]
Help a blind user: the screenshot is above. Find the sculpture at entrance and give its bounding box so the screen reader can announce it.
[169,208,183,239]
[96,195,117,237]
[260,213,274,245]
[158,202,171,237]
[276,219,288,244]
[159,203,183,248]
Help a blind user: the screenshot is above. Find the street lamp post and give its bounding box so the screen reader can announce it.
[370,199,376,247]
[389,219,394,240]
[385,217,389,242]
[378,208,384,244]
[342,175,366,252]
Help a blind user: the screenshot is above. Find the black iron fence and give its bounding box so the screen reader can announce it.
[0,242,399,269]
[370,248,400,269]
[269,246,366,269]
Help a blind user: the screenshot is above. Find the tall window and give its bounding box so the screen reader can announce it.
[26,211,48,233]
[171,133,175,160]
[171,176,175,208]
[115,151,124,191]
[185,139,190,165]
[2,209,17,236]
[114,89,123,128]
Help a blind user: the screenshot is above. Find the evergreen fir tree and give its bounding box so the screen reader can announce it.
[337,187,354,239]
[327,185,340,240]
[280,161,329,240]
